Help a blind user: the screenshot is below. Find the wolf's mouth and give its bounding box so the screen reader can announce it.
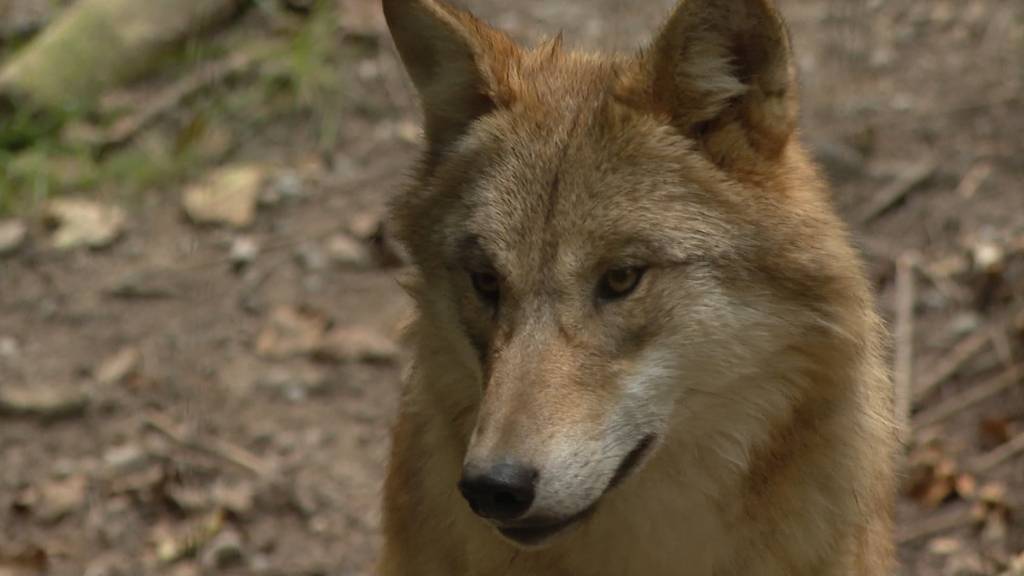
[496,434,656,546]
[497,505,597,546]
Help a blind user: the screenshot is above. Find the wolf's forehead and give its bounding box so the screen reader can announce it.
[464,118,615,251]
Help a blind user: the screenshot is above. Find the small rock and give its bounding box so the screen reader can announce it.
[257,363,328,401]
[211,481,255,517]
[0,384,90,421]
[0,219,28,256]
[229,236,260,271]
[348,212,382,240]
[182,165,264,228]
[971,242,1004,275]
[45,199,126,250]
[95,347,141,386]
[295,243,328,272]
[270,171,304,201]
[102,444,149,475]
[0,336,19,360]
[255,306,327,359]
[200,529,245,570]
[316,326,398,365]
[325,234,372,269]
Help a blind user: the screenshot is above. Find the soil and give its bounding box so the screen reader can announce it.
[0,0,1022,575]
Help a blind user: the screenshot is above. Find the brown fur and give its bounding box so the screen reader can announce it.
[379,0,899,574]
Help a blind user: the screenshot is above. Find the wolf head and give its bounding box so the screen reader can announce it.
[384,0,874,548]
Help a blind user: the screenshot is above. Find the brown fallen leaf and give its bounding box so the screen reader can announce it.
[315,326,398,365]
[182,165,264,228]
[44,198,126,250]
[979,417,1014,451]
[255,306,327,360]
[0,545,47,576]
[905,444,959,508]
[15,475,89,524]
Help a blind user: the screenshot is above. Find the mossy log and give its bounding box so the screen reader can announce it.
[0,0,248,114]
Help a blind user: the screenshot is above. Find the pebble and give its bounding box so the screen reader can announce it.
[0,219,28,256]
[229,235,261,270]
[200,529,245,570]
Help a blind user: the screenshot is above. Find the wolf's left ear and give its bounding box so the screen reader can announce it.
[383,0,520,160]
[630,0,797,163]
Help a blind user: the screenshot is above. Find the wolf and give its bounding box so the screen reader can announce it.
[378,0,899,574]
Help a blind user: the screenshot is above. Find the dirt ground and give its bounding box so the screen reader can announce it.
[1,0,1022,575]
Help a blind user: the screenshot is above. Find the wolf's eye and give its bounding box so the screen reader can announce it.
[597,267,646,300]
[471,271,501,304]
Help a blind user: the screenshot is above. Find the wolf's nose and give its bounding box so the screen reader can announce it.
[458,462,537,521]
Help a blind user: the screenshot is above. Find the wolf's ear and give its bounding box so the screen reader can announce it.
[633,0,797,163]
[383,0,520,159]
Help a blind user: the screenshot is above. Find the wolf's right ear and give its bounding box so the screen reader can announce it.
[383,0,520,159]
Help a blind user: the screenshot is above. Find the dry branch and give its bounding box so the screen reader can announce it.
[96,43,276,152]
[858,160,936,225]
[913,369,1021,430]
[0,0,248,111]
[894,254,916,434]
[143,413,272,478]
[971,431,1024,474]
[913,329,993,405]
[897,507,976,544]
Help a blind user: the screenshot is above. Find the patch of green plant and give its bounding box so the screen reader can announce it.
[280,0,344,152]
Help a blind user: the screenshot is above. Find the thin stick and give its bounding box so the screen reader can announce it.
[955,162,993,199]
[97,42,278,152]
[913,329,993,404]
[858,160,936,225]
[897,507,976,544]
[971,430,1024,474]
[143,413,272,478]
[894,254,916,434]
[913,369,1021,430]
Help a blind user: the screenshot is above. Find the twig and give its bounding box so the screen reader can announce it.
[897,507,976,544]
[971,430,1024,474]
[894,254,916,434]
[143,413,272,478]
[913,328,993,405]
[96,42,279,152]
[956,162,993,199]
[858,159,936,225]
[913,369,1021,430]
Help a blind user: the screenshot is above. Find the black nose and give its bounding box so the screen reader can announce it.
[458,462,538,521]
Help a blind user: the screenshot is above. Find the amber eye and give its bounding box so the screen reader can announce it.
[597,266,646,300]
[471,271,501,304]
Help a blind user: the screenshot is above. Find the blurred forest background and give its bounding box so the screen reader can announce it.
[0,0,1021,574]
